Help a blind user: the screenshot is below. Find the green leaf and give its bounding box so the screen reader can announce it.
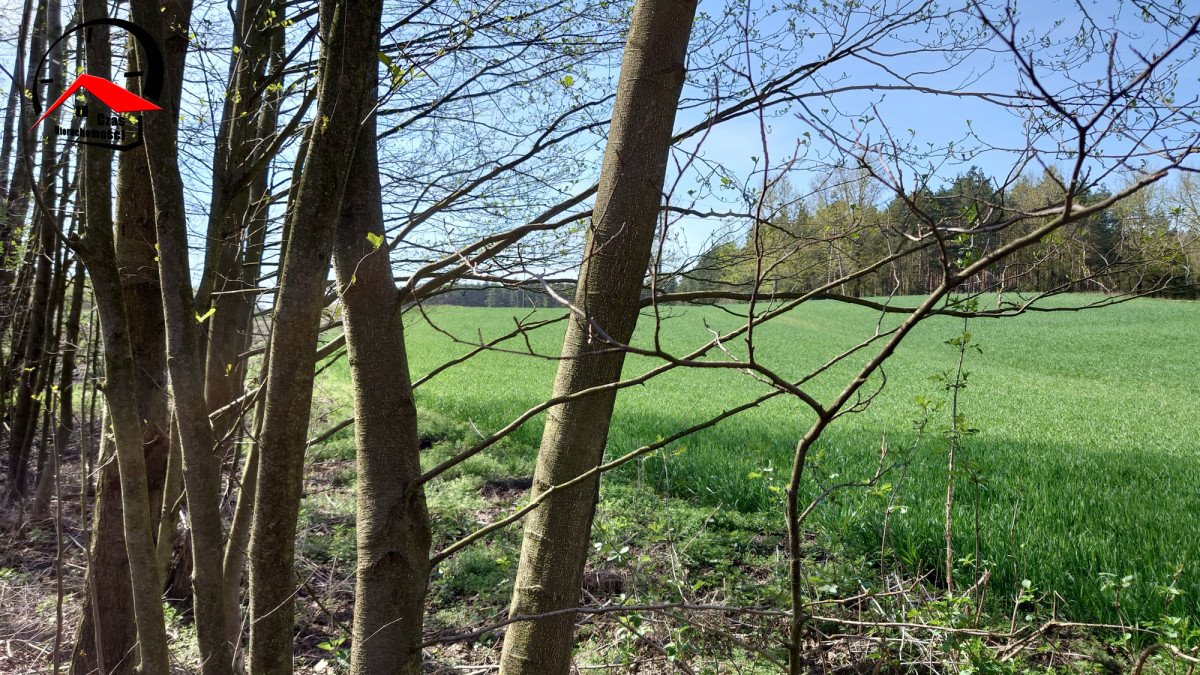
[366,232,384,250]
[560,74,575,87]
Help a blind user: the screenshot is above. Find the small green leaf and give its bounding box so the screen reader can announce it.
[366,232,384,250]
[560,74,575,87]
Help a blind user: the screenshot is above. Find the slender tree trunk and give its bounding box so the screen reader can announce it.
[333,103,432,675]
[2,242,38,407]
[499,2,697,671]
[156,429,184,578]
[0,0,36,331]
[247,1,383,670]
[201,0,281,463]
[7,0,64,499]
[64,6,170,661]
[125,2,235,672]
[116,142,172,526]
[32,254,83,518]
[70,6,174,668]
[221,409,260,653]
[0,0,33,206]
[29,270,64,516]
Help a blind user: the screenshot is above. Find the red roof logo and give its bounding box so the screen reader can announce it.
[29,73,161,130]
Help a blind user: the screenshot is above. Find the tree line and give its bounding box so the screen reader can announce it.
[679,167,1199,301]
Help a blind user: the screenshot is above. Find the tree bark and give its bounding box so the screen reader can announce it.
[70,7,174,669]
[333,103,432,675]
[246,1,383,670]
[499,2,697,672]
[125,1,235,672]
[7,0,63,500]
[200,0,281,461]
[64,3,170,661]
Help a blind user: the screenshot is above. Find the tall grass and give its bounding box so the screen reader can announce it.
[323,295,1199,622]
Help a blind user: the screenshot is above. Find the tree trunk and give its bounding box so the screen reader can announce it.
[125,1,234,672]
[32,254,83,519]
[82,264,172,674]
[333,103,432,675]
[201,0,281,462]
[71,108,174,675]
[7,0,63,500]
[0,0,36,333]
[67,7,170,658]
[0,0,32,211]
[70,6,173,669]
[499,2,697,671]
[221,412,260,653]
[246,1,384,670]
[116,143,172,526]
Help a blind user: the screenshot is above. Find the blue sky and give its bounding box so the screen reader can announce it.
[3,0,1197,269]
[657,0,1200,256]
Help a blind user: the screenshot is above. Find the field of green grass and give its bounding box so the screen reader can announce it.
[321,294,1200,624]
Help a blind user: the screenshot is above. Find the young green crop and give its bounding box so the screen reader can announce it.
[322,295,1199,622]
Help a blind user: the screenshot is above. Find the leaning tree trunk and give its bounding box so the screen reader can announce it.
[246,0,384,671]
[333,102,432,675]
[499,1,698,672]
[125,1,235,672]
[69,5,175,669]
[60,6,170,668]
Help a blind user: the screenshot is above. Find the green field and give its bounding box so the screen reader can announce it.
[323,295,1200,623]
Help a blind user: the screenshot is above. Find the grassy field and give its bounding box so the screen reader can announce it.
[319,294,1200,624]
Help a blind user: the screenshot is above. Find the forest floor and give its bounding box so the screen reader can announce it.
[1,411,1179,673]
[0,426,1190,672]
[0,442,1154,674]
[0,455,89,673]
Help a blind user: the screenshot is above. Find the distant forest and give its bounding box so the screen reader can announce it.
[432,167,1199,308]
